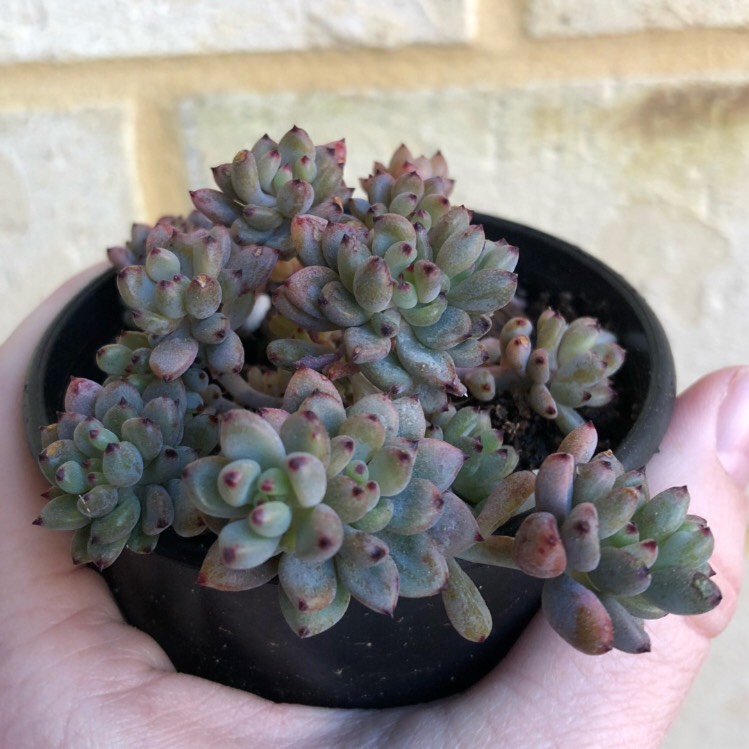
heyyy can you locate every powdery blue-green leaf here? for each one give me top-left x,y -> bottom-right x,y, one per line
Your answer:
89,493 -> 141,545
141,484 -> 175,535
367,443 -> 416,497
218,519 -> 280,570
278,554 -> 337,613
338,527 -> 389,567
387,478 -> 444,535
285,452 -> 328,507
295,504 -> 344,563
323,475 -> 380,524
598,594 -> 651,654
34,493 -> 89,531
632,486 -> 690,541
336,554 -> 399,616
197,538 -> 279,591
279,579 -> 351,638
587,542 -> 657,597
181,455 -> 245,519
411,438 -> 464,493
380,531 -> 448,598
641,567 -> 722,615
219,410 -> 286,467
350,497 -> 394,533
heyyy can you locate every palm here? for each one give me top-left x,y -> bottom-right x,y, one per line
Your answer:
2,268 -> 746,749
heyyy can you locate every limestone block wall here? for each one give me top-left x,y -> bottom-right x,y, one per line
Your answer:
1,1 -> 747,744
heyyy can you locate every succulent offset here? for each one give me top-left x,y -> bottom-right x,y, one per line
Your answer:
33,125 -> 721,651
459,422 -> 721,654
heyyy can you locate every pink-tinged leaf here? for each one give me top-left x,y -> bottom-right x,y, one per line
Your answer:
512,512 -> 567,579
457,535 -> 518,568
542,573 -> 614,655
150,337 -> 199,382
535,452 -> 575,522
428,490 -> 482,557
557,421 -> 598,465
560,502 -> 600,572
197,539 -> 278,591
476,470 -> 536,536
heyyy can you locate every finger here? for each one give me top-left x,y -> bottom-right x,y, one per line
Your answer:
442,368 -> 749,749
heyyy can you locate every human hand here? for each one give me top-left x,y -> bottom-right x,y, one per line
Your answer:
1,267 -> 747,749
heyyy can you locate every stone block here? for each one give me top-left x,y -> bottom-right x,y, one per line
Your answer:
482,77 -> 749,387
527,0 -> 749,37
0,107 -> 140,343
0,0 -> 476,64
179,79 -> 749,386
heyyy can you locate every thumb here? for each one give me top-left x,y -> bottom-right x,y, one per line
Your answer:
647,366 -> 749,638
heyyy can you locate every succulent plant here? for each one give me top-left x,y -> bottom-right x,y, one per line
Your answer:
462,310 -> 625,433
33,127 -> 721,653
180,368 -> 490,638
191,126 -> 352,257
271,202 -> 519,413
109,216 -> 279,383
459,422 -> 720,654
35,375 -> 216,568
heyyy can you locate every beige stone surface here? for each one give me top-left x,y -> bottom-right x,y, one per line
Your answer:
527,0 -> 749,38
179,78 -> 749,388
0,0 -> 476,64
0,107 -> 140,341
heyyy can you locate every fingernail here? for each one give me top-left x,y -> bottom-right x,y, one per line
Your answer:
717,366 -> 749,488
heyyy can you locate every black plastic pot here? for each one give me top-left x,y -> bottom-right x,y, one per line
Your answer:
23,215 -> 675,709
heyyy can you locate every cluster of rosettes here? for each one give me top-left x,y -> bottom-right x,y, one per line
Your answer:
35,377 -> 219,568
430,406 -> 520,504
348,144 -> 454,228
32,127 -> 723,653
461,423 -> 721,654
190,126 -> 352,256
181,368 -> 490,639
110,218 -> 278,381
271,205 -> 519,414
463,311 -> 625,433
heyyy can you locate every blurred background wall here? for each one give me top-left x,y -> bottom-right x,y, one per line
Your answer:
1,1 -> 746,744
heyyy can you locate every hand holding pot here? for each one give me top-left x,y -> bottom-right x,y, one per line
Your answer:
1,267 -> 747,749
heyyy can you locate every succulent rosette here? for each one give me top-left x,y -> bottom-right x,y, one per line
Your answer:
191,126 -> 353,256
109,217 -> 278,381
463,310 -> 626,433
35,376 -> 218,568
460,423 -> 720,654
31,127 -> 722,656
271,204 -> 519,413
181,368 -> 491,639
